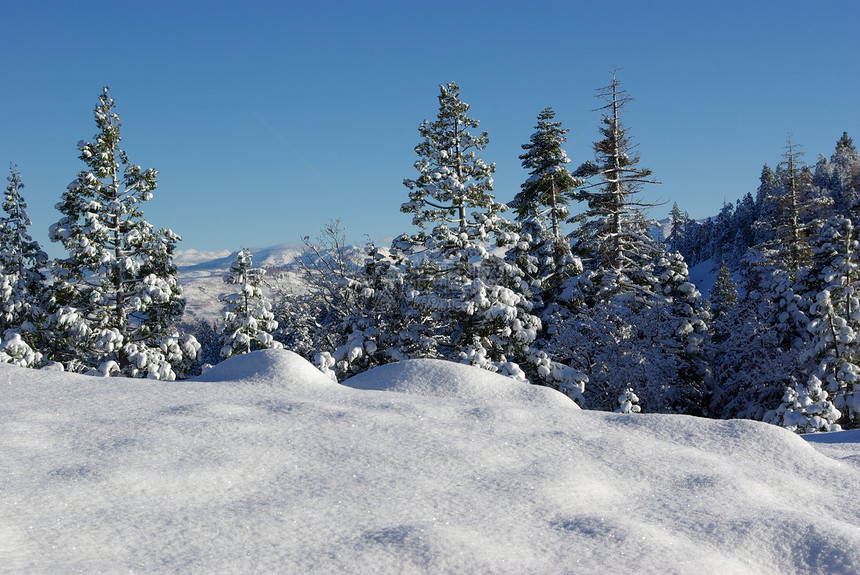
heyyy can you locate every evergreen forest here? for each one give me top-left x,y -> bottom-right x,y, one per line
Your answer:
3,80 -> 859,434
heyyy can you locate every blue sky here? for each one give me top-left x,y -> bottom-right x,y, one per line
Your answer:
2,0 -> 858,259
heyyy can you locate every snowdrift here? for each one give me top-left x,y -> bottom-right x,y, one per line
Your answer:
342,357 -> 576,409
2,350 -> 859,574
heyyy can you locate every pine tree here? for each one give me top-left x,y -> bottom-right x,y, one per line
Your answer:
813,132 -> 860,214
667,202 -> 686,247
509,108 -> 583,320
712,256 -> 809,421
48,87 -> 199,378
649,251 -> 711,414
779,215 -> 860,431
570,71 -> 661,291
0,165 -> 49,366
710,202 -> 736,266
731,192 -> 758,264
552,73 -> 715,414
393,82 -> 542,379
710,261 -> 738,321
218,249 -> 282,359
757,137 -> 823,272
512,107 -> 582,240
754,164 -> 779,246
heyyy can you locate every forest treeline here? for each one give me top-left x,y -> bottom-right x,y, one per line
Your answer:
2,80 -> 858,433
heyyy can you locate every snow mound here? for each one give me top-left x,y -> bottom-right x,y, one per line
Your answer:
2,357 -> 859,573
343,358 -> 576,408
194,348 -> 334,387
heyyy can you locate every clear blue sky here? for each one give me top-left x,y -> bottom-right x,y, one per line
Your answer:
3,0 -> 858,259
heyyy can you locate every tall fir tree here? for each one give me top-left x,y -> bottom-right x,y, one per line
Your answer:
779,215 -> 860,431
712,252 -> 809,422
48,87 -> 199,378
667,202 -> 686,247
813,132 -> 860,215
512,107 -> 582,238
710,261 -> 738,321
757,137 -> 823,273
549,73 -> 709,413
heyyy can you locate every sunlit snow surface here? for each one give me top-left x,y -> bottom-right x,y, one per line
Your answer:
2,350 -> 859,574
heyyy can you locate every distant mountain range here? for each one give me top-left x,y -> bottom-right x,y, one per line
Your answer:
175,243 -> 309,271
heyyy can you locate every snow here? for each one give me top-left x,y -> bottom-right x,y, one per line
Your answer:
172,248 -> 233,267
688,258 -> 720,298
343,358 -> 575,409
2,350 -> 860,573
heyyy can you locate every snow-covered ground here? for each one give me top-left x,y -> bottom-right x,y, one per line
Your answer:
2,350 -> 859,574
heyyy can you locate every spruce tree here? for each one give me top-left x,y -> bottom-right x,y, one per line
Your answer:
667,202 -> 686,247
710,202 -> 736,267
512,107 -> 582,239
813,132 -> 860,214
48,87 -> 199,378
779,215 -> 860,431
713,256 -> 809,421
710,261 -> 738,321
649,251 -> 711,414
551,73 -> 714,414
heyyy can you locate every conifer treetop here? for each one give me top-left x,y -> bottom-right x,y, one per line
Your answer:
512,107 -> 583,232
401,82 -> 501,233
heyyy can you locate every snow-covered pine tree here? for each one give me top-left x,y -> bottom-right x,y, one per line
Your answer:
568,71 -> 662,294
753,164 -> 779,247
509,108 -> 583,318
709,202 -> 736,268
218,249 -> 282,359
648,251 -> 711,414
550,72 -> 675,411
710,261 -> 738,322
48,87 -> 199,378
779,214 -> 860,431
813,132 -> 860,215
730,192 -> 758,264
756,137 -> 826,273
393,82 -> 542,379
711,250 -> 809,421
667,202 -> 687,248
512,107 -> 582,232
0,164 -> 49,366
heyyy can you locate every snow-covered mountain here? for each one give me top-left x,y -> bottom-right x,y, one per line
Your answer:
2,350 -> 859,573
175,243 -> 308,271
176,243 -> 317,325
175,242 -> 374,325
